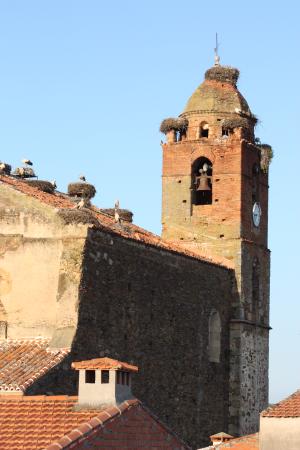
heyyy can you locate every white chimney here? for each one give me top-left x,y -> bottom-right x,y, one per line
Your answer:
72,357 -> 138,409
210,432 -> 234,447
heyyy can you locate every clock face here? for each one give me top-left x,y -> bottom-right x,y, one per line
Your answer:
252,202 -> 262,227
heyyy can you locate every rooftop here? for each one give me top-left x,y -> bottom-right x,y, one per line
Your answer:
0,339 -> 68,394
0,395 -> 188,450
201,433 -> 258,449
72,357 -> 138,372
0,395 -> 95,449
261,390 -> 300,418
182,65 -> 252,117
0,174 -> 234,269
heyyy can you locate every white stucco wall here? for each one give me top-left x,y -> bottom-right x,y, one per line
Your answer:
78,369 -> 117,407
77,369 -> 133,407
260,417 -> 300,450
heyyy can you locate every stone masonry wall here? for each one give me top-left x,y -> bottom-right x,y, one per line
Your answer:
68,228 -> 236,449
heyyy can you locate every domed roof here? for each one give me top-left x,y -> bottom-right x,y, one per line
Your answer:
182,65 -> 252,116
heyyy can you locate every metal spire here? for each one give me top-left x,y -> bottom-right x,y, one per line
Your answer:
214,33 -> 220,66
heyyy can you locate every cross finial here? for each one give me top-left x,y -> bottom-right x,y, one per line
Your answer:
214,33 -> 220,66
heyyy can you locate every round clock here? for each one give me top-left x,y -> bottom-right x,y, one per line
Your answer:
252,202 -> 262,227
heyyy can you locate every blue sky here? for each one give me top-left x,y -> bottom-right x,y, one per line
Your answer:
0,1 -> 299,403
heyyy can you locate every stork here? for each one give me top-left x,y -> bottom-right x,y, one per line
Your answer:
22,159 -> 33,166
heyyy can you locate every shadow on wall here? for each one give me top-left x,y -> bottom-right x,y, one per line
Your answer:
28,226 -> 239,449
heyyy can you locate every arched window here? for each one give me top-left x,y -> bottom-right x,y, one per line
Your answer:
192,157 -> 213,205
252,164 -> 260,203
199,122 -> 209,138
208,310 -> 221,363
252,258 -> 260,322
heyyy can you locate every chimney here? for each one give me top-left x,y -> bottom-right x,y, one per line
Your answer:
72,357 -> 138,408
209,432 -> 234,447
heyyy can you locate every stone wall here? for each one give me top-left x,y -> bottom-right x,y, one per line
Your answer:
69,228 -> 236,449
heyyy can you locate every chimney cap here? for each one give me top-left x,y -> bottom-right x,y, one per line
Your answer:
72,357 -> 138,373
210,432 -> 234,439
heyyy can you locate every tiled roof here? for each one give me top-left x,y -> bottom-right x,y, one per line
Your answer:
0,395 -> 103,449
205,433 -> 258,449
0,174 -> 233,269
72,357 -> 138,372
261,389 -> 300,418
0,395 -> 189,450
0,339 -> 69,393
46,400 -> 188,450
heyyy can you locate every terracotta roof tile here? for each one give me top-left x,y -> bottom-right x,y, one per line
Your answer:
0,339 -> 69,393
0,395 -> 100,449
71,357 -> 138,372
261,389 -> 300,417
46,400 -> 189,450
0,394 -> 189,450
208,433 -> 258,449
0,174 -> 233,269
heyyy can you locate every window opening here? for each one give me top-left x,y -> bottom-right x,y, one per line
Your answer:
101,370 -> 110,384
192,157 -> 213,205
222,127 -> 231,137
208,310 -> 221,363
200,122 -> 209,138
85,370 -> 96,384
117,371 -> 121,384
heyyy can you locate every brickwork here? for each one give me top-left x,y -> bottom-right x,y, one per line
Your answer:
161,65 -> 271,437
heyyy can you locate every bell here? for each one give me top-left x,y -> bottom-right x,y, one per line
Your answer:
196,175 -> 211,191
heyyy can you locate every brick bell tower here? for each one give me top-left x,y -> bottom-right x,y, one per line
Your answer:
160,61 -> 272,436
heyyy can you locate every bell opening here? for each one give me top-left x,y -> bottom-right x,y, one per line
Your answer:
192,157 -> 213,205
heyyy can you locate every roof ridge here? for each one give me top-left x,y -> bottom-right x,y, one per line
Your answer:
1,174 -> 233,270
44,399 -> 140,450
261,389 -> 300,417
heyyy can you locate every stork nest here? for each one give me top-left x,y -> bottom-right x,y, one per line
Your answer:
160,117 -> 188,134
25,180 -> 55,194
57,208 -> 99,226
12,167 -> 36,178
0,163 -> 12,175
259,144 -> 273,173
222,117 -> 251,130
101,208 -> 133,223
205,66 -> 240,86
68,182 -> 96,199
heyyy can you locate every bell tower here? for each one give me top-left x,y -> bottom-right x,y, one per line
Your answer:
161,63 -> 271,436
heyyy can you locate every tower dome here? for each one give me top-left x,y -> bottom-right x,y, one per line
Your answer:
182,65 -> 253,118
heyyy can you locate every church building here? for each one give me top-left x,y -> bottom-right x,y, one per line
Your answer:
0,59 -> 271,449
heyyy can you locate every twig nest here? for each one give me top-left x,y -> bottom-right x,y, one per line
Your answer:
101,208 -> 133,223
12,167 -> 36,178
160,117 -> 188,134
68,182 -> 96,199
222,117 -> 251,130
205,66 -> 240,86
259,144 -> 273,173
57,208 -> 99,226
0,163 -> 12,175
25,180 -> 55,194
